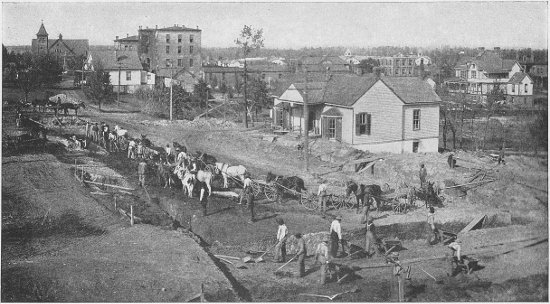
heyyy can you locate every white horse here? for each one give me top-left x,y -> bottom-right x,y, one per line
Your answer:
215,162 -> 247,188
181,172 -> 195,197
114,125 -> 128,138
187,170 -> 213,198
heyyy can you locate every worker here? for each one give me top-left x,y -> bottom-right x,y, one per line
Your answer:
295,233 -> 307,278
165,144 -> 172,164
419,164 -> 427,188
199,182 -> 209,216
447,153 -> 456,168
138,160 -> 147,187
447,238 -> 462,276
92,122 -> 99,142
315,235 -> 331,285
248,180 -> 255,223
427,206 -> 440,245
318,179 -> 328,217
274,218 -> 288,263
136,140 -> 144,159
85,121 -> 90,139
239,173 -> 252,205
329,215 -> 348,258
127,138 -> 136,159
103,124 -> 110,150
498,147 -> 506,165
362,215 -> 376,258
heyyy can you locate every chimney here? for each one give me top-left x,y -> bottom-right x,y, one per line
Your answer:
116,35 -> 119,40
127,33 -> 129,38
155,25 -> 158,29
196,26 -> 199,29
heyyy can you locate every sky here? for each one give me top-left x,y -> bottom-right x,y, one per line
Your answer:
2,1 -> 548,49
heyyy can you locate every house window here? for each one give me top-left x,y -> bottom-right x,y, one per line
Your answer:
165,59 -> 171,67
413,109 -> 421,130
190,35 -> 194,43
126,71 -> 131,81
189,46 -> 193,54
356,113 -> 371,135
328,118 -> 336,139
178,46 -> 182,54
147,74 -> 151,81
512,85 -> 515,93
471,71 -> 476,79
189,58 -> 194,67
177,59 -> 183,67
166,46 -> 170,54
412,141 -> 419,153
178,34 -> 182,43
166,34 -> 170,43
525,83 -> 528,93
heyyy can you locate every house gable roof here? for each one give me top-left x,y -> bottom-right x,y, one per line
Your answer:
322,107 -> 343,116
380,77 -> 442,104
508,72 -> 532,84
322,74 -> 378,107
49,38 -> 89,56
91,50 -> 143,70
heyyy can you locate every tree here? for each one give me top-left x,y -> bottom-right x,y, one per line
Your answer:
247,78 -> 270,121
193,78 -> 211,117
482,86 -> 505,149
87,68 -> 113,111
235,25 -> 264,128
33,54 -> 63,86
529,109 -> 548,154
357,58 -> 379,74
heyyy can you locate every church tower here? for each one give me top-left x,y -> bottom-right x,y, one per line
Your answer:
36,22 -> 49,55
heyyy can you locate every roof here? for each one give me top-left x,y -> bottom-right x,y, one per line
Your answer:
381,77 -> 442,104
156,67 -> 198,79
91,50 -> 143,70
508,72 -> 531,84
291,82 -> 327,104
322,74 -> 378,107
461,51 -> 518,74
58,39 -> 89,56
158,25 -> 201,32
300,55 -> 348,66
37,23 -> 48,36
322,107 -> 343,116
115,35 -> 139,42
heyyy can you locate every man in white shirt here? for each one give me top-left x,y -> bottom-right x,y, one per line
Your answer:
330,215 -> 348,258
448,238 -> 462,276
274,218 -> 288,262
239,174 -> 252,205
318,180 -> 328,217
127,139 -> 136,159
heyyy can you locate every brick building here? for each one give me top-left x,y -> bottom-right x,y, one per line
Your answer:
137,24 -> 202,77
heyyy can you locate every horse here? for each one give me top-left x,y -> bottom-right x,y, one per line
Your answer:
194,151 -> 217,167
157,162 -> 175,189
59,102 -> 86,116
266,172 -> 306,203
345,181 -> 383,213
140,134 -> 152,147
191,170 -> 213,197
173,141 -> 187,153
415,181 -> 440,208
215,162 -> 247,188
114,125 -> 128,140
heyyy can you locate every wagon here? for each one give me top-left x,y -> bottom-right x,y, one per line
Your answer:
299,192 -> 356,211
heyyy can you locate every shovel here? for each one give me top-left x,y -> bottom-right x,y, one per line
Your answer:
255,242 -> 280,263
274,254 -> 298,273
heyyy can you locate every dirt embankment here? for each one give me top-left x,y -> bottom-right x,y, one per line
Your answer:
1,153 -> 236,302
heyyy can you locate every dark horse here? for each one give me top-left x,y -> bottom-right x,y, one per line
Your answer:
156,161 -> 175,188
194,151 -> 217,170
266,172 -> 307,203
415,181 -> 440,208
345,180 -> 383,213
59,102 -> 86,116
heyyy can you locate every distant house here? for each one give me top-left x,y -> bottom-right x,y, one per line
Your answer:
273,74 -> 441,153
87,50 -> 154,93
445,50 -> 533,100
296,55 -> 351,73
157,67 -> 199,92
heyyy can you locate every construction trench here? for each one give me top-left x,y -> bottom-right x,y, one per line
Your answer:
6,110 -> 546,302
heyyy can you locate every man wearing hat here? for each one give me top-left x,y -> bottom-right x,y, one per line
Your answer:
419,163 -> 427,188
274,218 -> 288,263
239,172 -> 252,205
315,234 -> 331,285
329,215 -> 348,258
295,233 -> 307,278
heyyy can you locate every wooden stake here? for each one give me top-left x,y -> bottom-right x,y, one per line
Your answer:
114,196 -> 117,211
130,205 -> 134,226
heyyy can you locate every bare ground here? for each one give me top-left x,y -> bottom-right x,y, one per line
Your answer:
2,90 -> 548,301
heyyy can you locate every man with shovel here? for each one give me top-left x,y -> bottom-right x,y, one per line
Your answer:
315,235 -> 331,285
274,218 -> 288,263
295,233 -> 307,278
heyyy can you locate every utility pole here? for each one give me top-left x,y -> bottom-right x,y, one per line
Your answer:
117,64 -> 121,105
243,58 -> 249,128
303,67 -> 309,172
81,58 -> 85,91
170,61 -> 173,121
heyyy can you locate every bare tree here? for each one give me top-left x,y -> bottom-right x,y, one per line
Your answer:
235,25 -> 264,128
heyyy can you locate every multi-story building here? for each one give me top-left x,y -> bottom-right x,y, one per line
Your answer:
445,50 -> 533,102
31,22 -> 89,69
137,24 -> 202,78
379,55 -> 425,77
114,34 -> 139,52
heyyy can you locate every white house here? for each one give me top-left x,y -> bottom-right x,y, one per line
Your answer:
87,50 -> 154,93
446,51 -> 533,97
273,74 -> 441,153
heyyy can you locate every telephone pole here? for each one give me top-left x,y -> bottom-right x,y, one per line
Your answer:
169,62 -> 173,121
303,67 -> 309,172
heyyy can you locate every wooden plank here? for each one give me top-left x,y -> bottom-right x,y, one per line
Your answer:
346,157 -> 382,165
357,161 -> 376,174
82,180 -> 136,191
459,214 -> 486,234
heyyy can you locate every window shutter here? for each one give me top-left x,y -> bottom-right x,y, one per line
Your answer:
367,114 -> 371,135
273,109 -> 279,126
336,118 -> 342,142
322,117 -> 329,139
355,113 -> 361,135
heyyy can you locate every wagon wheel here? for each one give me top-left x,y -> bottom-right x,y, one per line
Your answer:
264,185 -> 278,201
393,202 -> 402,214
301,193 -> 319,211
329,195 -> 344,210
340,195 -> 355,210
251,183 -> 263,199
